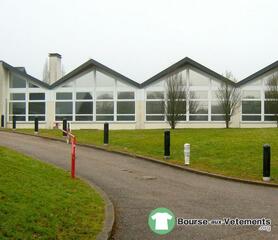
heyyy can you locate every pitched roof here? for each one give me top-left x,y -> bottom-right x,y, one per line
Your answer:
0,61 -> 50,88
141,57 -> 236,87
3,57 -> 277,89
1,58 -> 140,89
237,60 -> 278,86
50,59 -> 140,89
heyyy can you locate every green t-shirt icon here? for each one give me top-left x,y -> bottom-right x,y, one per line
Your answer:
148,207 -> 175,235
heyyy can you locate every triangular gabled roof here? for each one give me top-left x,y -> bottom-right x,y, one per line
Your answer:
50,59 -> 140,89
237,60 -> 278,86
4,56 -> 277,90
1,58 -> 140,89
0,61 -> 50,89
140,57 -> 236,88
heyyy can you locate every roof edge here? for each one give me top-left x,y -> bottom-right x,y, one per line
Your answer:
236,60 -> 278,86
50,58 -> 141,89
140,57 -> 236,88
1,61 -> 50,89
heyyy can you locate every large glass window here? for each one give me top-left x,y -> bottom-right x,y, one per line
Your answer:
146,101 -> 165,114
56,102 -> 73,114
189,70 -> 209,86
76,92 -> 93,100
75,71 -> 94,88
10,73 -> 26,88
146,91 -> 165,121
95,89 -> 114,121
29,93 -> 45,100
96,70 -> 115,87
10,93 -> 25,101
76,102 -> 93,114
56,92 -> 72,100
96,101 -> 114,121
241,89 -> 261,121
55,92 -> 73,121
242,90 -> 261,99
9,92 -> 26,121
189,90 -> 208,121
211,91 -> 225,121
96,102 -> 113,114
189,91 -> 208,99
97,91 -> 113,99
117,91 -> 135,121
211,101 -> 222,114
118,92 -> 134,99
8,77 -> 46,122
28,93 -> 46,121
75,92 -> 93,121
147,91 -> 164,99
9,102 -> 26,121
242,101 -> 261,114
264,89 -> 278,122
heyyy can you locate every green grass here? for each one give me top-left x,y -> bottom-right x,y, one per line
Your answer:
0,146 -> 105,240
5,128 -> 278,183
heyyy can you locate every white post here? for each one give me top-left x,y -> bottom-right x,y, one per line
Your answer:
184,143 -> 190,165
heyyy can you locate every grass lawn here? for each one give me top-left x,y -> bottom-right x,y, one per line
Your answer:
5,128 -> 278,184
0,146 -> 104,240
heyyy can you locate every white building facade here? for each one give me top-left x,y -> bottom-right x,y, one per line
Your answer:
0,54 -> 277,129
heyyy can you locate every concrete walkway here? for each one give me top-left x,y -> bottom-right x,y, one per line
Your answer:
0,131 -> 277,240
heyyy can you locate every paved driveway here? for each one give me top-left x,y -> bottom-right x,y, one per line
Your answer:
0,131 -> 277,240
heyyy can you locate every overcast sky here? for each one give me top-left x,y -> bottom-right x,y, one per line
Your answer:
0,0 -> 277,83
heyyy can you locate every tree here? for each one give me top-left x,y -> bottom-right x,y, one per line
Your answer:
266,74 -> 278,127
216,71 -> 241,128
165,73 -> 187,129
42,59 -> 49,83
62,64 -> 66,77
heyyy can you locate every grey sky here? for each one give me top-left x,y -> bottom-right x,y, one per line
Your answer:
0,0 -> 277,83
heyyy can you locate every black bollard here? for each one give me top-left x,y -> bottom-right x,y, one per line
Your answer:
263,144 -> 271,181
12,115 -> 16,130
34,117 -> 39,134
164,130 -> 170,159
62,119 -> 67,136
1,114 -> 4,128
104,122 -> 109,145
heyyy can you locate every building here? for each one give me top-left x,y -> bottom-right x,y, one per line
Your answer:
0,53 -> 277,129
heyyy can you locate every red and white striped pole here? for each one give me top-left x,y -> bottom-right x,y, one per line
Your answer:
71,136 -> 76,179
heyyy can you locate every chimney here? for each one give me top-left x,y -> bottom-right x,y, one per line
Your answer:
48,53 -> 62,84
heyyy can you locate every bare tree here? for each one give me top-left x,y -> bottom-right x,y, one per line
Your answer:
216,72 -> 241,128
42,59 -> 49,83
62,64 -> 66,77
188,92 -> 200,117
165,74 -> 187,129
266,74 -> 278,127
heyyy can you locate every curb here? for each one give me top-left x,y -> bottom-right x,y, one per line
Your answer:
1,129 -> 278,188
79,177 -> 115,240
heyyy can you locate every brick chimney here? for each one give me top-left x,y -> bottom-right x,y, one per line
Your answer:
48,53 -> 62,84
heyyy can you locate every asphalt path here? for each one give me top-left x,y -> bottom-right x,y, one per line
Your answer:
0,131 -> 277,240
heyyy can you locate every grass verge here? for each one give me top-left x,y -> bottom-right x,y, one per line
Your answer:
4,128 -> 278,184
0,146 -> 104,240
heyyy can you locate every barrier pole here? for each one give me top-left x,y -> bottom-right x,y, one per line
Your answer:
164,130 -> 170,159
71,136 -> 76,179
263,144 -> 271,181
